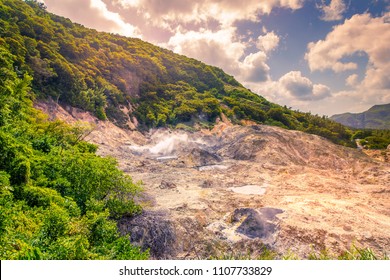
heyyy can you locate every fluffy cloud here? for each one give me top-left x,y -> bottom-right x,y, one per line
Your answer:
166,28 -> 271,83
346,74 -> 359,87
253,80 -> 363,116
279,71 -> 313,99
247,71 -> 331,112
113,0 -> 304,29
44,0 -> 141,37
242,51 -> 270,82
279,71 -> 331,101
317,0 -> 347,21
166,28 -> 244,75
306,12 -> 390,92
305,12 -> 390,115
256,31 -> 280,53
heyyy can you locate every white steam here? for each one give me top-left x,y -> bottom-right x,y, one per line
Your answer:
149,133 -> 189,155
129,130 -> 207,156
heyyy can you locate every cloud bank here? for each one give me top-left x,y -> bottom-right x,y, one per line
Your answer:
306,12 -> 390,107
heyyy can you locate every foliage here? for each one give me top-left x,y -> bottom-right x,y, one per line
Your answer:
0,0 -> 357,147
352,129 -> 390,149
208,245 -> 277,260
209,244 -> 388,260
0,44 -> 148,260
307,245 -> 389,260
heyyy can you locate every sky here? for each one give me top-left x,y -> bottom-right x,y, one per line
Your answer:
41,0 -> 390,116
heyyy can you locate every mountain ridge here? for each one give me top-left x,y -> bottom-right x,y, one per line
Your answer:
331,103 -> 390,129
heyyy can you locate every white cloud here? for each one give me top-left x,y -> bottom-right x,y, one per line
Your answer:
244,73 -> 334,116
312,84 -> 332,100
166,28 -> 244,76
44,0 -> 141,37
90,0 -> 141,37
114,0 -> 304,28
304,11 -> 390,114
317,0 -> 347,21
278,71 -> 331,101
279,71 -> 313,99
246,71 -> 331,112
306,12 -> 390,93
256,0 -> 305,14
256,31 -> 280,53
242,51 -> 270,82
166,28 -> 271,83
346,74 -> 359,87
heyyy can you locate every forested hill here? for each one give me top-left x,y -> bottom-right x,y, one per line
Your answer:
331,104 -> 390,130
0,0 -> 356,147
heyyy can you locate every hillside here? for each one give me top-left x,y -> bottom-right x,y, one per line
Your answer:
331,104 -> 390,129
0,0 -> 356,147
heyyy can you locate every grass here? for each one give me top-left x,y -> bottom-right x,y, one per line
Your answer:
208,246 -> 278,260
210,245 -> 389,260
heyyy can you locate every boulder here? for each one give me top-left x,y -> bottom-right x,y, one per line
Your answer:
231,208 -> 283,241
118,211 -> 176,259
159,180 -> 177,189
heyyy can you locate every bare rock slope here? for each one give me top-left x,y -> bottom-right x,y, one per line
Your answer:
38,101 -> 390,259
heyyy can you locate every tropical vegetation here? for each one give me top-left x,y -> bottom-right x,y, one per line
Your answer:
0,41 -> 147,259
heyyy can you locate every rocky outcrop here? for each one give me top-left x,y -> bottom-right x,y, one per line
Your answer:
118,211 -> 176,259
232,208 -> 283,241
159,180 -> 177,189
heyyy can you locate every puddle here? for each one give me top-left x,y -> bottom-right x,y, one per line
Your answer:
156,156 -> 178,161
198,165 -> 229,171
229,184 -> 268,195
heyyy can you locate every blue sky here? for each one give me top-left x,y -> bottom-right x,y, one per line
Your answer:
43,0 -> 390,116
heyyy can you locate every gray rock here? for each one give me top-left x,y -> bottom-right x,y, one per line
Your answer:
159,180 -> 177,189
231,208 -> 283,240
118,211 -> 176,259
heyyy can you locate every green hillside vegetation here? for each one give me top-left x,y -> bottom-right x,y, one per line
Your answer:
352,129 -> 390,150
331,104 -> 390,130
0,44 -> 148,259
0,0 -> 357,147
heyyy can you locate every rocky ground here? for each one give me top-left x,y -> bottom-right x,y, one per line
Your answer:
37,101 -> 390,259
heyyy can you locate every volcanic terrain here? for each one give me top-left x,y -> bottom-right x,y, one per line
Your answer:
37,101 -> 390,259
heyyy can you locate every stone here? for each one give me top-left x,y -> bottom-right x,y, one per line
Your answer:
159,180 -> 177,189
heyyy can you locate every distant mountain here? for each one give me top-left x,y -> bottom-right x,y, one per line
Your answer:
330,104 -> 390,129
